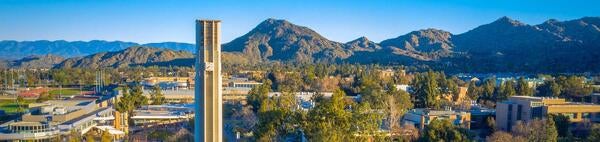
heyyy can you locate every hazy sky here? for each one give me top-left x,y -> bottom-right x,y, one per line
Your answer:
1,0 -> 599,43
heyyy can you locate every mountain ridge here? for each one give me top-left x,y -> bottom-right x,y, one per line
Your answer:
2,16 -> 600,72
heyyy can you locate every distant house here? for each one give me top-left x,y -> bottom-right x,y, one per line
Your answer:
378,69 -> 395,79
470,77 -> 480,82
395,84 -> 412,93
440,87 -> 469,103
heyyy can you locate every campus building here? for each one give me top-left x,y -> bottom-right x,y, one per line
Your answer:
142,77 -> 193,90
0,98 -> 128,141
496,96 -> 600,131
131,104 -> 194,127
402,108 -> 471,130
227,77 -> 262,89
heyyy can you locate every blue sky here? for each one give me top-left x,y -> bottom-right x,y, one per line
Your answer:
1,0 -> 599,43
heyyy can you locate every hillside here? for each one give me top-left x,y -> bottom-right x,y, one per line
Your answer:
56,46 -> 193,68
222,18 -> 352,63
10,54 -> 65,69
449,16 -> 600,72
379,29 -> 455,61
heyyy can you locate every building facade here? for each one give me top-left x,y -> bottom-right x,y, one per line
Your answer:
496,96 -> 600,131
0,99 -> 127,141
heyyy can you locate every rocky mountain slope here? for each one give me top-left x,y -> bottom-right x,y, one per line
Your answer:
222,18 -> 351,63
10,54 -> 65,69
56,46 -> 193,68
0,40 -> 195,60
449,16 -> 600,72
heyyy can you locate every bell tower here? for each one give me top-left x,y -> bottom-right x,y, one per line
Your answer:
195,19 -> 223,142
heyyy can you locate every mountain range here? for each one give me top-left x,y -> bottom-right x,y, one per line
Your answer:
1,16 -> 600,73
0,40 -> 195,60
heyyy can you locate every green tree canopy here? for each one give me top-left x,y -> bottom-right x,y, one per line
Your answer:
497,80 -> 516,101
303,89 -> 351,141
423,119 -> 470,142
412,70 -> 441,109
516,77 -> 533,96
149,85 -> 166,105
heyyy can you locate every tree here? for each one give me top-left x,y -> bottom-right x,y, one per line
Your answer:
149,85 -> 166,105
480,78 -> 496,107
558,76 -> 592,102
467,81 -> 481,100
359,73 -> 386,109
542,118 -> 559,142
115,87 -> 133,113
247,81 -> 271,113
231,104 -> 257,134
130,85 -> 148,107
101,130 -> 112,142
516,77 -> 533,96
550,114 -> 570,137
68,130 -> 82,142
397,124 -> 420,142
386,86 -> 413,139
351,102 -> 383,141
412,70 -> 441,109
486,131 -> 526,142
36,92 -> 52,103
486,116 -> 497,135
588,124 -> 600,142
303,89 -> 351,141
252,85 -> 300,141
423,119 -> 470,142
86,131 -> 96,142
511,119 -> 558,142
438,73 -> 459,101
537,80 -> 561,97
16,95 -> 25,114
497,80 -> 516,101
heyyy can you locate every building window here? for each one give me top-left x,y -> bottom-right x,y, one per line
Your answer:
583,113 -> 591,119
507,105 -> 513,130
517,105 -> 522,120
564,113 -> 575,119
531,107 -> 543,119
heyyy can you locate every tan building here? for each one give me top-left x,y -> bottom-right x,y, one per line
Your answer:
496,96 -> 600,131
441,87 -> 469,103
378,69 -> 395,79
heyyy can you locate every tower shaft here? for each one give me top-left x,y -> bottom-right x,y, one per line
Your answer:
195,20 -> 223,142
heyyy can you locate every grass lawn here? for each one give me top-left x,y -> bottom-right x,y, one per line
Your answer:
48,88 -> 82,96
0,99 -> 33,114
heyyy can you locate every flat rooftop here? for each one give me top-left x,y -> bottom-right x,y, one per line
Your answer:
61,107 -> 110,125
409,108 -> 468,116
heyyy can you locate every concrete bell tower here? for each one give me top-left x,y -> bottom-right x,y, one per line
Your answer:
195,19 -> 223,142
